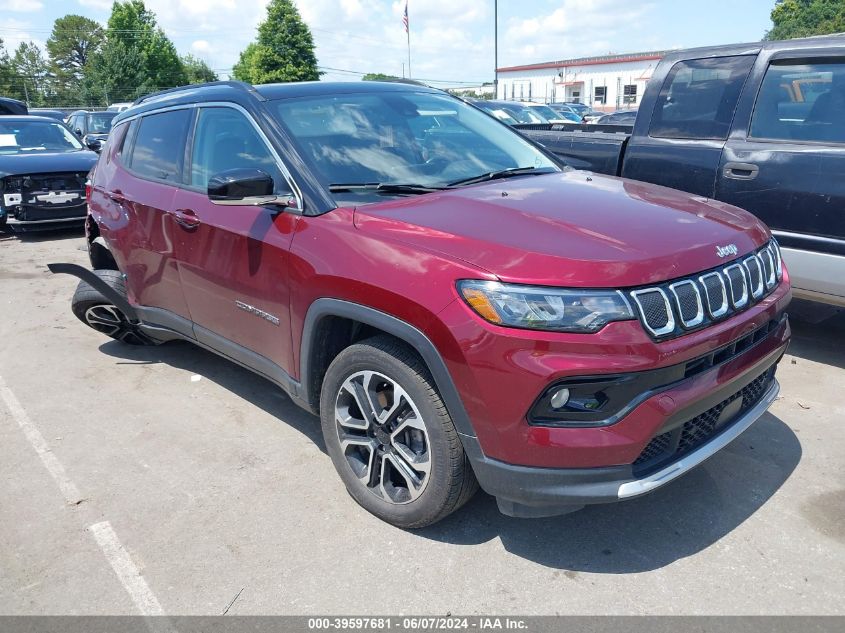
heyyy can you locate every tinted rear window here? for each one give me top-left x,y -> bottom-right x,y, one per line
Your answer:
750,60 -> 845,143
649,55 -> 755,140
128,109 -> 191,182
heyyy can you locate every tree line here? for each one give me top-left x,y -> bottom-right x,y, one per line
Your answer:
0,0 -> 320,109
0,1 -> 218,108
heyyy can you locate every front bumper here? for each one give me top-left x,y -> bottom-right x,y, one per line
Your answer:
460,315 -> 788,517
466,376 -> 780,517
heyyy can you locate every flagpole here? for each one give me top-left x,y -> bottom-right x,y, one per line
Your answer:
406,2 -> 412,78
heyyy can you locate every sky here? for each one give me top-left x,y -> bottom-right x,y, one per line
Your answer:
1,0 -> 777,86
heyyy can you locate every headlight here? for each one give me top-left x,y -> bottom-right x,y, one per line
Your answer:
458,280 -> 634,333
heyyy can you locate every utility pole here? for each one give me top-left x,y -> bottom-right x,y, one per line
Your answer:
493,0 -> 498,99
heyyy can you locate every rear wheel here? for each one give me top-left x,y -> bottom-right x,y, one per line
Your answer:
70,270 -> 155,346
320,336 -> 478,528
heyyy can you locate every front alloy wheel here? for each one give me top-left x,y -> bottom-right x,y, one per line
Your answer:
320,336 -> 478,528
335,370 -> 431,504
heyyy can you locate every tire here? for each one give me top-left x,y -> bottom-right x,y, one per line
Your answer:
70,269 -> 155,346
320,335 -> 478,528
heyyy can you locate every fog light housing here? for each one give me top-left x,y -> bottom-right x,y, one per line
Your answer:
550,387 -> 571,410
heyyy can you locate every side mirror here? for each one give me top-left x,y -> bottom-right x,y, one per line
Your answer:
207,168 -> 294,208
85,138 -> 102,152
75,128 -> 83,137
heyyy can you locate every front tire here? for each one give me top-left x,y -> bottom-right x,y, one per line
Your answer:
320,336 -> 478,528
70,269 -> 155,346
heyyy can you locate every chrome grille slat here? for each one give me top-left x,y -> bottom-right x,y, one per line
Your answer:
699,272 -> 729,319
628,240 -> 781,340
630,288 -> 675,337
723,264 -> 749,309
669,280 -> 704,328
744,256 -> 764,298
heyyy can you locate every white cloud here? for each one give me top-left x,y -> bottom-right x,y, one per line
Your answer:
502,0 -> 657,65
191,39 -> 212,54
7,0 -> 44,11
77,0 -> 113,10
0,17 -> 45,52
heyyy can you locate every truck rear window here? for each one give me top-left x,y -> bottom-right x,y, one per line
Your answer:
649,55 -> 755,141
750,60 -> 845,144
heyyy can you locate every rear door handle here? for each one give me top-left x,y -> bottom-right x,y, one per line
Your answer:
723,162 -> 759,180
172,208 -> 201,230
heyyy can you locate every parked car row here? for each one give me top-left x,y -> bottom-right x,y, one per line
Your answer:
470,99 -> 602,125
0,99 -> 112,231
47,78 -> 790,528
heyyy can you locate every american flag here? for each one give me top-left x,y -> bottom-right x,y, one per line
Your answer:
402,0 -> 409,33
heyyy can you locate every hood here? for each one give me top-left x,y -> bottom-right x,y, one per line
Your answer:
352,171 -> 771,288
0,150 -> 98,179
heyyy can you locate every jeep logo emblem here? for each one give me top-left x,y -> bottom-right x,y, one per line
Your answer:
716,244 -> 738,258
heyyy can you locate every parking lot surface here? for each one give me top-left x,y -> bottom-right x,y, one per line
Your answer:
1,228 -> 843,615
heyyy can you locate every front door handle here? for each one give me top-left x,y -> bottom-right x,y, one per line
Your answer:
172,208 -> 201,230
723,162 -> 760,180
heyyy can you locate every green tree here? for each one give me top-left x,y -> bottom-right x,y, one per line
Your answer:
107,0 -> 186,89
233,0 -> 319,84
362,73 -> 402,81
12,42 -> 50,106
84,38 -> 149,105
182,54 -> 218,84
46,15 -> 104,80
0,39 -> 18,99
766,0 -> 845,40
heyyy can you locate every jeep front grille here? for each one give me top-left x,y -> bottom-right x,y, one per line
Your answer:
627,240 -> 782,341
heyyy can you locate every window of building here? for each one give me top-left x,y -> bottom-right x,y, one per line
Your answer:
594,86 -> 607,105
623,84 -> 638,105
649,55 -> 755,140
128,109 -> 191,182
750,59 -> 845,144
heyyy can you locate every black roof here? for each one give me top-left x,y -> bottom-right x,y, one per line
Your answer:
0,115 -> 69,124
661,33 -> 845,64
115,80 -> 444,124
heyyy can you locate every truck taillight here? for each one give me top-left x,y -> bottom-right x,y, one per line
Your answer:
85,181 -> 92,201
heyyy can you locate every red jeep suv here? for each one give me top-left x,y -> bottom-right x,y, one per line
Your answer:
51,81 -> 791,527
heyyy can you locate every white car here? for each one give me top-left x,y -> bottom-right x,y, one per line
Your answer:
106,102 -> 133,113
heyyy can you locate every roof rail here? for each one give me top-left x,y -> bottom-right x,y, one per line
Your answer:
132,80 -> 264,106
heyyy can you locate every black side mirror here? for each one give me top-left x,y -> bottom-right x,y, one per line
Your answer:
85,138 -> 102,152
75,128 -> 83,137
207,168 -> 294,208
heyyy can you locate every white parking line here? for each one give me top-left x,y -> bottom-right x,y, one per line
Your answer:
0,374 -> 82,504
89,521 -> 165,616
0,373 -> 167,617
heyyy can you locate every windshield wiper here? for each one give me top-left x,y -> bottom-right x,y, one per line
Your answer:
328,182 -> 445,194
447,166 -> 557,188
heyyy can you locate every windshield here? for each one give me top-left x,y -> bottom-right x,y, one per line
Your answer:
528,104 -> 564,120
87,112 -> 117,134
272,91 -> 558,194
0,120 -> 84,154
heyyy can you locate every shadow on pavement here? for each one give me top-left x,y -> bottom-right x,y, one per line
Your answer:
1,225 -> 85,243
97,339 -> 326,453
417,412 -> 800,573
786,299 -> 845,371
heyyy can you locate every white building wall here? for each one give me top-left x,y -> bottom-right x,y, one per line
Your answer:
497,58 -> 663,112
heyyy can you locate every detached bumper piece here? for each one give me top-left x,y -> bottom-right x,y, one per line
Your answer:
3,172 -> 87,228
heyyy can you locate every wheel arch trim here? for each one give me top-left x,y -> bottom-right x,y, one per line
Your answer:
300,298 -> 478,439
47,263 -> 139,321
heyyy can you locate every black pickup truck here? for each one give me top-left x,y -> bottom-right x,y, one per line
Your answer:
521,35 -> 845,308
